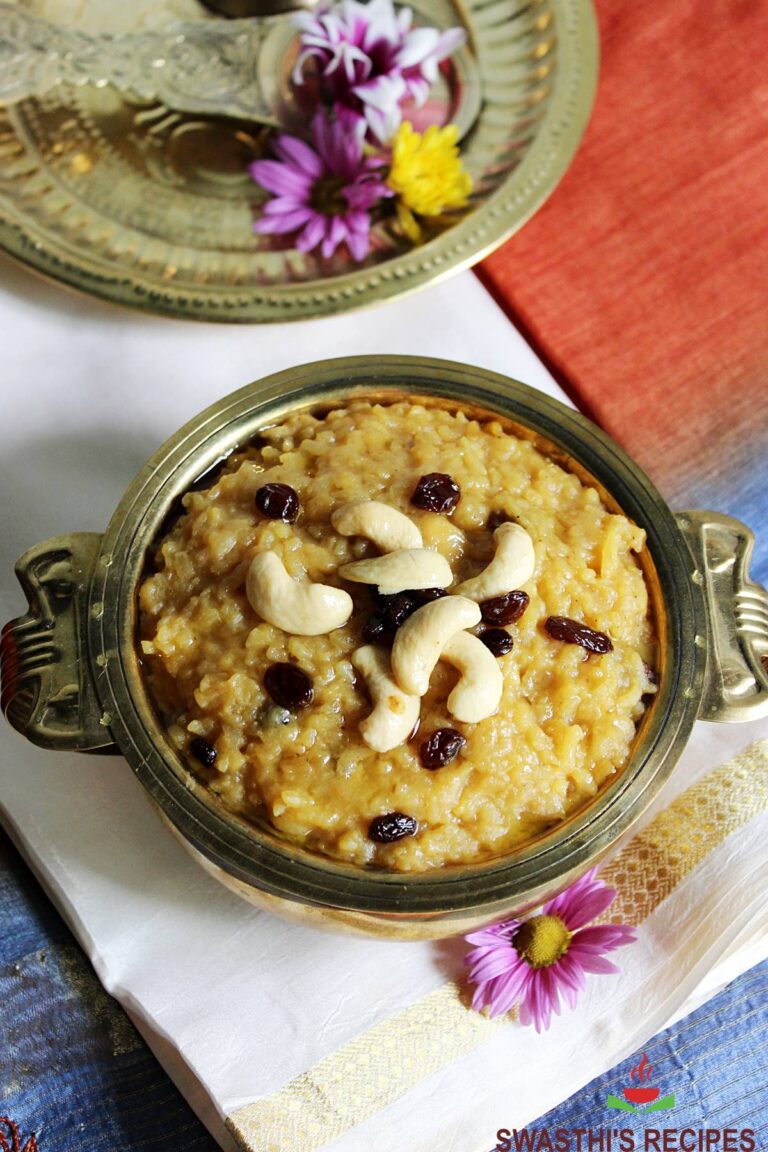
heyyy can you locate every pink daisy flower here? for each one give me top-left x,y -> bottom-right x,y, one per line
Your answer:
292,0 -> 466,142
249,110 -> 391,262
464,868 -> 636,1032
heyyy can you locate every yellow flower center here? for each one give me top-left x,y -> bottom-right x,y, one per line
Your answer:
513,915 -> 571,969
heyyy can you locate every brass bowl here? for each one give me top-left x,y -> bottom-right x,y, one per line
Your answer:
3,357 -> 767,939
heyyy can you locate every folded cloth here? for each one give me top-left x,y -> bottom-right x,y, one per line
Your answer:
3,723 -> 767,1151
2,261 -> 768,1151
479,0 -> 768,583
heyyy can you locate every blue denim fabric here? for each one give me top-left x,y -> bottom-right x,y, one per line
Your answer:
2,827 -> 767,1151
0,829 -> 219,1152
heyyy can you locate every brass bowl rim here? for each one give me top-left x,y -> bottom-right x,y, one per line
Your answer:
88,356 -> 704,913
0,0 -> 598,322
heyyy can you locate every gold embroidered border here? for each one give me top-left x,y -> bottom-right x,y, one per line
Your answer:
602,741 -> 768,923
227,739 -> 768,1152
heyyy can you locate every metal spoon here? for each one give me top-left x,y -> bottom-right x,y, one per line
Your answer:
0,3 -> 481,138
0,4 -> 293,127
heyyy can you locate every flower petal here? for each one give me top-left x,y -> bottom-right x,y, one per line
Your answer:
260,205 -> 315,232
566,946 -> 623,976
274,134 -> 325,179
540,967 -> 562,1017
254,214 -> 305,236
365,102 -> 402,144
567,884 -> 618,929
480,962 -> 531,1018
295,214 -> 327,253
520,972 -> 553,1033
249,159 -> 312,198
465,921 -> 519,948
543,867 -> 617,930
433,25 -> 468,60
353,72 -> 407,112
494,966 -> 533,1017
403,75 -> 431,107
395,25 -> 441,68
290,9 -> 320,34
346,231 -> 370,261
551,954 -> 586,1010
360,0 -> 401,48
466,949 -> 519,984
573,924 -> 636,951
310,213 -> 347,259
346,210 -> 367,236
260,196 -> 306,214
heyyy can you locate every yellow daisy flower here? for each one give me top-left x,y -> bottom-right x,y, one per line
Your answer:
386,122 -> 472,243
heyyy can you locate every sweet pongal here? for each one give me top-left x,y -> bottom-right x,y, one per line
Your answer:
139,399 -> 656,871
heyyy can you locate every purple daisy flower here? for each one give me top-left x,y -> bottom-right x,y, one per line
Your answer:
292,0 -> 466,142
465,868 -> 636,1032
249,110 -> 391,261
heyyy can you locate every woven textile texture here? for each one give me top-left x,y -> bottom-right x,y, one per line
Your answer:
0,829 -> 219,1152
479,0 -> 768,584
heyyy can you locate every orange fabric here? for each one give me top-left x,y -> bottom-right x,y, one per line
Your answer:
479,0 -> 768,524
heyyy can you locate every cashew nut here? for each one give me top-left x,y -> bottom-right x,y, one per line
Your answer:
332,500 -> 423,551
455,523 -> 535,601
338,549 -> 452,594
440,631 -> 504,722
391,595 -> 481,695
246,552 -> 353,636
351,645 -> 421,752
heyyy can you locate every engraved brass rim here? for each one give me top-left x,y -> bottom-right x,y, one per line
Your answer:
87,356 -> 705,917
0,0 -> 598,322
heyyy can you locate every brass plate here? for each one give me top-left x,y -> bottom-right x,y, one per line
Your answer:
0,0 -> 598,322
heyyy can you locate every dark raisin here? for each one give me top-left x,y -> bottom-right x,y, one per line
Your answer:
409,587 -> 449,606
487,510 -> 516,531
264,662 -> 314,708
411,472 -> 460,514
381,593 -> 419,628
480,590 -> 530,626
362,593 -> 419,646
190,737 -> 217,769
480,628 -> 514,657
255,482 -> 300,522
362,611 -> 390,645
419,728 -> 467,769
368,812 -> 419,843
643,662 -> 659,686
545,616 -> 613,654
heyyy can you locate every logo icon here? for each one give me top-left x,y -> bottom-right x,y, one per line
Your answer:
0,1117 -> 39,1152
605,1053 -> 675,1114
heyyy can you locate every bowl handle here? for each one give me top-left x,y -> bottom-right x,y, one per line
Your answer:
676,510 -> 768,722
1,534 -> 117,751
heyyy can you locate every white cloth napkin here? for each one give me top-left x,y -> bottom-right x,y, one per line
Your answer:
2,257 -> 767,1152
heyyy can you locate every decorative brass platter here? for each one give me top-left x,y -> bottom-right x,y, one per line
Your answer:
0,0 -> 598,322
